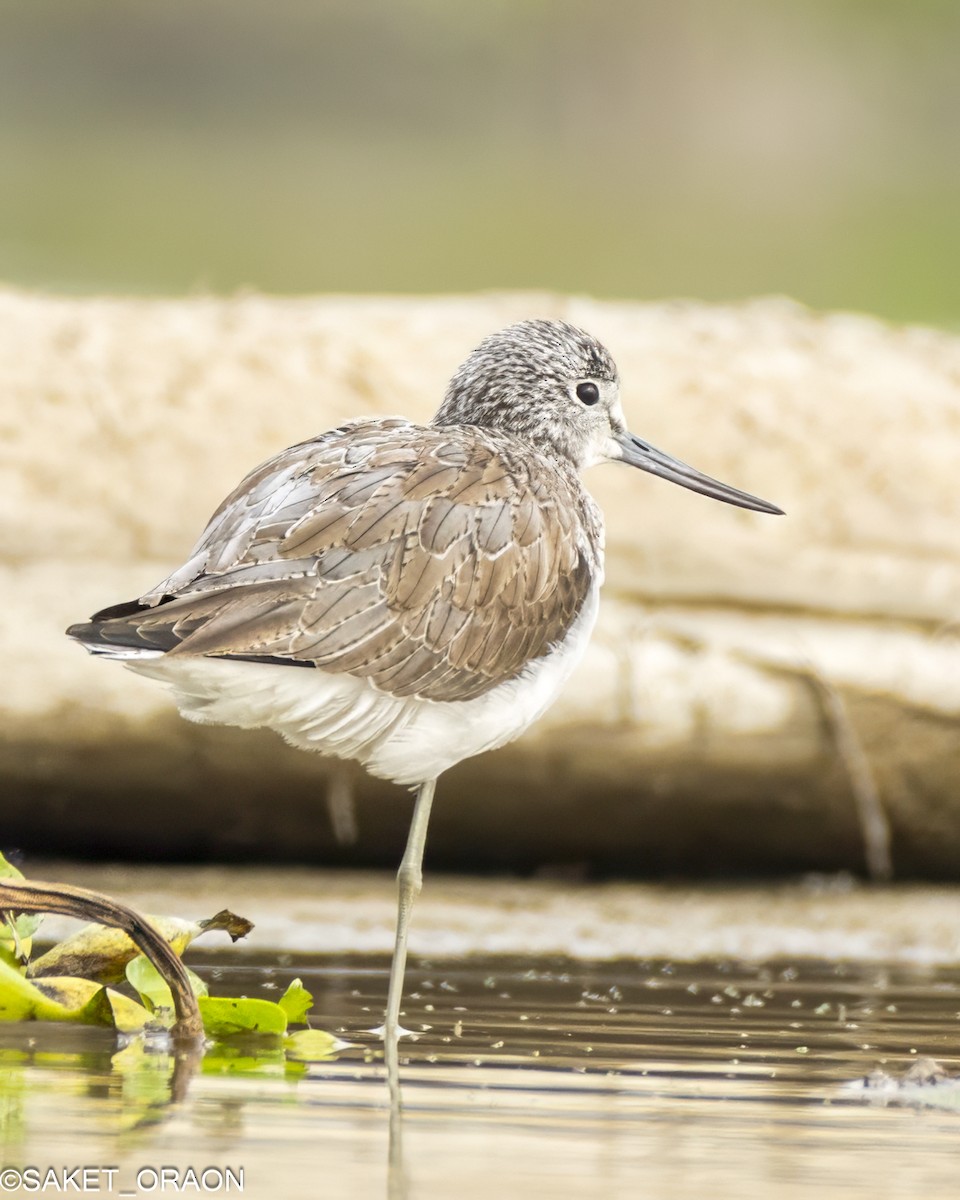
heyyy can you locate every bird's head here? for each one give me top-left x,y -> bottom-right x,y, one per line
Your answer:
433,318 -> 783,515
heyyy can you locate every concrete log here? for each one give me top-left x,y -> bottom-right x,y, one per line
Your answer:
1,289 -> 958,875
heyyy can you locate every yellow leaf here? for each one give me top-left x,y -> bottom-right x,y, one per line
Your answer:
28,910 -> 253,984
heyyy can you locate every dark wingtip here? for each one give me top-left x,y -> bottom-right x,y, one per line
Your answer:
66,599 -> 148,644
89,598 -> 154,622
65,598 -> 180,655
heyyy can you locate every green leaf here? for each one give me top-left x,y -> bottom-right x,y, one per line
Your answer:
0,964 -> 86,1022
277,978 -> 313,1025
0,959 -> 87,1022
28,975 -> 106,1018
0,853 -> 22,880
2,961 -> 156,1032
0,853 -> 43,956
283,1029 -> 339,1062
125,954 -> 208,1012
0,943 -> 23,973
198,996 -> 288,1037
0,960 -> 133,1029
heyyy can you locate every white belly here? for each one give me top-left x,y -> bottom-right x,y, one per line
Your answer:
126,583 -> 600,786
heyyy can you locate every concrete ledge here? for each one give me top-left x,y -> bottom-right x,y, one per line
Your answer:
3,290 -> 959,875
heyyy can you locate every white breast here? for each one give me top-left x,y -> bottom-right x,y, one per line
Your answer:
126,580 -> 601,786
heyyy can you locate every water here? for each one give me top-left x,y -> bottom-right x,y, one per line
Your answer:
3,955 -> 960,1199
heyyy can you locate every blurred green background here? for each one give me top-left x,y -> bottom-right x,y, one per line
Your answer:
2,0 -> 958,326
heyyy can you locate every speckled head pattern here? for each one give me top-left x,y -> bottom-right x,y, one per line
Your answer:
432,319 -> 622,468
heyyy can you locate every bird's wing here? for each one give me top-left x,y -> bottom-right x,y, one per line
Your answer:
109,418 -> 598,702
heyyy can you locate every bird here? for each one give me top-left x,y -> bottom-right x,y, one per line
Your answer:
67,318 -> 782,1099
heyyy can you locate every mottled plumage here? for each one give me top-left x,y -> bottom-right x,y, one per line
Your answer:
67,318 -> 782,1097
74,419 -> 602,705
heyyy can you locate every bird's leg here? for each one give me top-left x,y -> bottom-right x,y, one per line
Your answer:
385,777 -> 437,1197
385,776 -> 437,1107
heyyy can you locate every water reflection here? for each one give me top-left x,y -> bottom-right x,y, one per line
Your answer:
2,957 -> 960,1199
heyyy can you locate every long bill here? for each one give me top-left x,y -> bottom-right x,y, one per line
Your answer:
614,430 -> 784,515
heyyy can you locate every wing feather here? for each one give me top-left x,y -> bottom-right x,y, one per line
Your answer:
108,418 -> 601,702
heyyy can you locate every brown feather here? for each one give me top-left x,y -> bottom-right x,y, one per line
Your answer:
125,418 -> 602,702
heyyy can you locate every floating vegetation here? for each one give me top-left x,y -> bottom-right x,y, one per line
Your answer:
0,854 -> 338,1065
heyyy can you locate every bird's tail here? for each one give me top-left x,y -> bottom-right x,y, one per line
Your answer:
66,599 -> 171,661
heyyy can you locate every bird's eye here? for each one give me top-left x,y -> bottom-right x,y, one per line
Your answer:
576,381 -> 600,406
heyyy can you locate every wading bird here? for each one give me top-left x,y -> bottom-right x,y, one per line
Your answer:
68,319 -> 782,1106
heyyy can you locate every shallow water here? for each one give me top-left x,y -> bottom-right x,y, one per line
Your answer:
3,955 -> 960,1199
